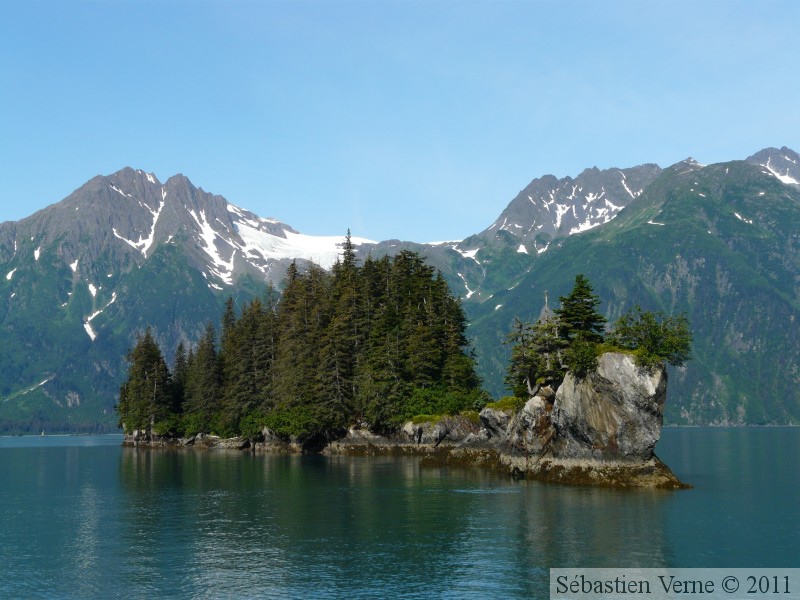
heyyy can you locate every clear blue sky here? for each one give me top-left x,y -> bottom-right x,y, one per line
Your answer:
1,0 -> 798,242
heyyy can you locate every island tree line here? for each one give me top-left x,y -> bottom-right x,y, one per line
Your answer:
118,253 -> 692,441
505,274 -> 693,399
117,236 -> 486,440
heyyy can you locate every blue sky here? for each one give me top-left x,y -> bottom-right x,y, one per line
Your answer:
1,0 -> 798,242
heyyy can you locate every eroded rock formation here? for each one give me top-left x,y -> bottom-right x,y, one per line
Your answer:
328,352 -> 685,488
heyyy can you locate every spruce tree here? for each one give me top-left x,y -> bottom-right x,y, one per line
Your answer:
121,249 -> 485,438
554,274 -> 606,343
320,231 -> 363,422
116,327 -> 173,435
182,321 -> 221,434
172,341 -> 189,411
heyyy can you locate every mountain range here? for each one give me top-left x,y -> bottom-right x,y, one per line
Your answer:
1,147 -> 799,432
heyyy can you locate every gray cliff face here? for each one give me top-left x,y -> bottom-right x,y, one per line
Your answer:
550,353 -> 666,460
467,352 -> 680,486
476,352 -> 670,466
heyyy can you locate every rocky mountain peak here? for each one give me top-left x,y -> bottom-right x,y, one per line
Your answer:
478,162 -> 662,250
746,147 -> 800,185
1,168 -> 373,293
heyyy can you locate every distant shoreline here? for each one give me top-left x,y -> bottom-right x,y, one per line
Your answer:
5,424 -> 800,438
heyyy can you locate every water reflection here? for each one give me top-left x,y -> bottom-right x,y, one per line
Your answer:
2,429 -> 797,598
118,450 -> 495,598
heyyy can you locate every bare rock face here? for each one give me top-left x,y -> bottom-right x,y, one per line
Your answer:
402,416 -> 482,446
550,352 -> 666,460
478,406 -> 513,437
466,353 -> 683,487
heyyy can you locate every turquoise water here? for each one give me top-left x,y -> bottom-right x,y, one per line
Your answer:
0,428 -> 798,598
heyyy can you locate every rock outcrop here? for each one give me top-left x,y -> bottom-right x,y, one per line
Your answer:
550,352 -> 665,460
327,353 -> 685,488
471,353 -> 682,487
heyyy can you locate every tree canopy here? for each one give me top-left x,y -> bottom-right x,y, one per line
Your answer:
505,274 -> 692,397
116,248 -> 486,439
607,305 -> 693,368
116,327 -> 174,434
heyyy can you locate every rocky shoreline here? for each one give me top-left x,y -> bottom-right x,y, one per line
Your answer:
124,352 -> 688,489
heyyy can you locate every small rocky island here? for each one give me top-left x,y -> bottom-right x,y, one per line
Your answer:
121,270 -> 691,489
125,352 -> 685,488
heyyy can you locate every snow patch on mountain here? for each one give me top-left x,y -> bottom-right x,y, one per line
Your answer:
569,220 -> 601,235
234,221 -> 371,271
110,184 -> 131,198
761,157 -> 800,185
87,292 -> 117,323
112,200 -> 165,257
456,272 -> 475,299
11,376 -> 55,400
454,247 -> 480,264
554,204 -> 570,229
227,204 -> 282,227
619,171 -> 639,199
6,268 -> 17,281
83,322 -> 96,341
188,208 -> 237,284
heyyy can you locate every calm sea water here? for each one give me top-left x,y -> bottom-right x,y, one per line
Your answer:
0,428 -> 798,599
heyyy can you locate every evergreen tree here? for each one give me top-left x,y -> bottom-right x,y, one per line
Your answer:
116,327 -> 173,435
554,274 -> 606,343
504,313 -> 566,397
120,249 -> 485,438
172,341 -> 189,410
182,321 -> 221,434
272,263 -> 334,436
256,284 -> 280,410
320,230 -> 363,423
221,296 -> 237,349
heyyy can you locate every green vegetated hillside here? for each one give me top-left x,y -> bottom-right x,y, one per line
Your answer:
467,160 -> 800,424
0,241 -> 243,433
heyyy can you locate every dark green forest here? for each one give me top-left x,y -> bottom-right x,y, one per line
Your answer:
116,237 -> 487,441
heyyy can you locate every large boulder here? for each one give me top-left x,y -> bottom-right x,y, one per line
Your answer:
550,352 -> 666,460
